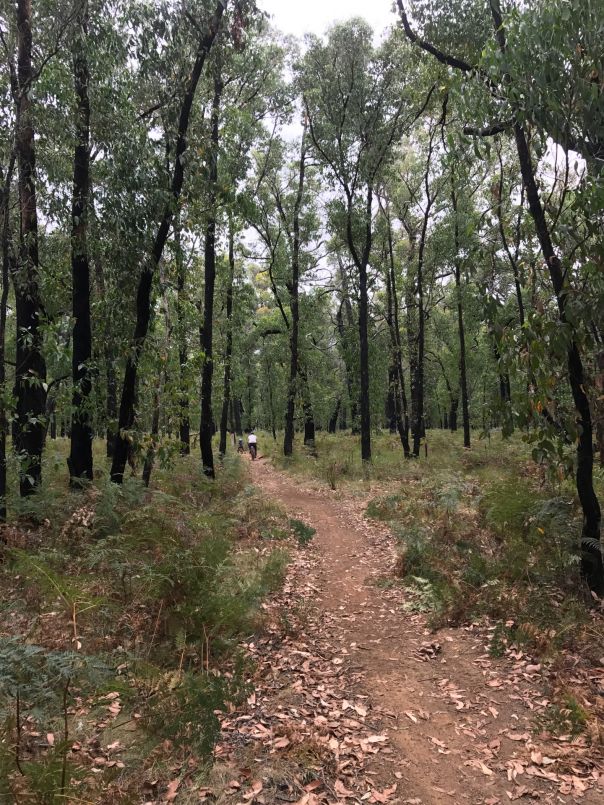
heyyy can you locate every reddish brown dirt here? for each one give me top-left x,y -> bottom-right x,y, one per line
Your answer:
246,457 -> 603,805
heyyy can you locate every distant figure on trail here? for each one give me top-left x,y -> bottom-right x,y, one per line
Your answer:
237,436 -> 244,453
247,430 -> 257,460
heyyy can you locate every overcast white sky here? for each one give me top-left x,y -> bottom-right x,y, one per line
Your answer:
259,0 -> 397,40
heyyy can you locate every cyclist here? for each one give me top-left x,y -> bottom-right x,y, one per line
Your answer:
247,430 -> 258,460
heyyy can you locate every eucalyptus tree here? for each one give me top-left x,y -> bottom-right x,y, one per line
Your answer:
247,124 -> 321,456
9,0 -> 47,495
68,0 -> 93,485
388,114 -> 445,457
376,196 -> 411,455
110,0 -> 230,484
300,20 -> 424,463
396,0 -> 604,589
196,17 -> 286,471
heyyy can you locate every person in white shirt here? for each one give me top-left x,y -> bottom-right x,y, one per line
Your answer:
247,431 -> 257,459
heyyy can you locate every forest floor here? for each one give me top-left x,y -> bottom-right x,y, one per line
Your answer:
1,435 -> 603,804
204,451 -> 604,805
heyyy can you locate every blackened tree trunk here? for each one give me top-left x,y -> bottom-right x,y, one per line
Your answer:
68,0 -> 93,485
386,369 -> 397,432
283,127 -> 307,457
111,1 -> 224,483
335,299 -> 358,433
219,221 -> 235,457
410,241 -> 425,456
299,364 -> 315,447
344,185 -> 373,462
0,152 -> 16,521
410,141 -> 436,457
199,64 -> 223,478
233,397 -> 243,435
175,218 -> 190,455
328,398 -> 341,433
449,398 -> 458,432
265,356 -> 277,441
13,0 -> 47,496
90,197 -> 117,457
451,185 -> 470,448
383,203 -> 411,457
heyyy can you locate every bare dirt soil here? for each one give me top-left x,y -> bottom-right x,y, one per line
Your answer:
212,457 -> 604,805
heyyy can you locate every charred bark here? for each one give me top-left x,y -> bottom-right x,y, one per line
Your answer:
68,0 -> 93,485
199,62 -> 223,478
0,152 -> 16,520
283,128 -> 307,457
175,217 -> 190,455
219,220 -> 235,457
13,0 -> 47,496
451,185 -> 470,448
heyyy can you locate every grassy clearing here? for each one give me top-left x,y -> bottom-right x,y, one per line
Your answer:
0,438 -> 294,803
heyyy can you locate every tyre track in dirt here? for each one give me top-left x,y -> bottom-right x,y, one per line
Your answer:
250,457 -> 602,805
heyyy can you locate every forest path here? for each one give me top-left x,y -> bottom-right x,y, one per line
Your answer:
242,455 -> 601,805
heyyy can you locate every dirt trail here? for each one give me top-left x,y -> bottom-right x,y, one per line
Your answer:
247,457 -> 602,805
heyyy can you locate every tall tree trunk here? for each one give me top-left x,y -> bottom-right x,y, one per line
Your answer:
233,397 -> 243,436
451,185 -> 471,448
283,127 -> 307,457
219,221 -> 235,457
335,300 -> 358,433
265,355 -> 277,441
345,185 -> 373,462
13,0 -> 47,496
111,2 -> 224,483
411,226 -> 426,457
384,204 -> 411,456
299,364 -> 315,447
386,368 -> 397,433
90,198 -> 117,457
449,397 -> 458,432
68,0 -> 93,485
328,398 -> 340,434
175,216 -> 190,455
199,63 -> 223,478
0,152 -> 16,521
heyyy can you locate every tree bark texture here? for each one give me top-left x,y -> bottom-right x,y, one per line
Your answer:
199,63 -> 223,478
68,0 -> 94,485
451,185 -> 471,448
175,218 -> 190,454
13,0 -> 47,496
219,221 -> 235,457
283,127 -> 307,456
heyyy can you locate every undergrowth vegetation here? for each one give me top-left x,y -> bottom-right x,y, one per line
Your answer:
0,441 -> 293,803
271,428 -> 604,736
